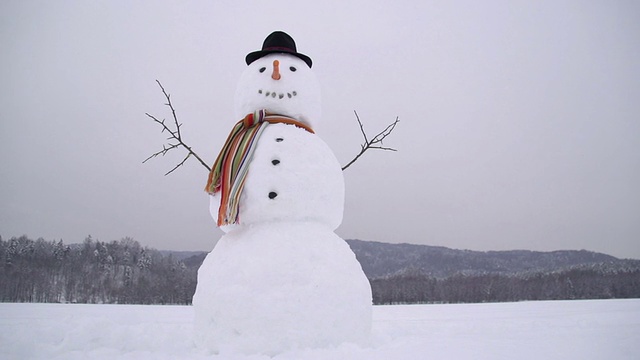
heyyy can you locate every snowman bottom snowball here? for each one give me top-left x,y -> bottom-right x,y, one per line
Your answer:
192,222 -> 373,355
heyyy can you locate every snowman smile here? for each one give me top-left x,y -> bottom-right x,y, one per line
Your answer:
258,89 -> 298,99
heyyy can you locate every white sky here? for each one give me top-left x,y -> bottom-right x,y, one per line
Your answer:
1,0 -> 639,258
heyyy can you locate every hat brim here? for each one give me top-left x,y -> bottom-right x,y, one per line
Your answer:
245,49 -> 312,68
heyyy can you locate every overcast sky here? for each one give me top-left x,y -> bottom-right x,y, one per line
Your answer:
1,0 -> 639,258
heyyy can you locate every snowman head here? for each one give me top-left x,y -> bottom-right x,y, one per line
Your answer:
234,32 -> 321,129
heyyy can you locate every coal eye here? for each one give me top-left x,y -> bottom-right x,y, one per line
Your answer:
259,67 -> 266,73
289,66 -> 297,72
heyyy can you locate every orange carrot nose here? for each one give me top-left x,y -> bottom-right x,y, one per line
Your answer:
272,60 -> 281,80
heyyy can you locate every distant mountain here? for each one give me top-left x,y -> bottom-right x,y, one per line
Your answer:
159,250 -> 207,262
4,235 -> 635,305
344,239 -> 636,279
169,239 -> 637,280
340,240 -> 640,304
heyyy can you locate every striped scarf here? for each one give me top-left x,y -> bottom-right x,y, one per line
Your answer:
205,110 -> 314,226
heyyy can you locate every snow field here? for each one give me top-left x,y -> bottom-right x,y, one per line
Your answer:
1,299 -> 638,360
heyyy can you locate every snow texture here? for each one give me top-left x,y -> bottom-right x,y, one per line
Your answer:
193,222 -> 372,355
234,54 -> 321,129
210,123 -> 344,231
197,49 -> 371,354
1,300 -> 639,360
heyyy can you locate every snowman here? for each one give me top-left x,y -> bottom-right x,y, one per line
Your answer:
192,31 -> 372,355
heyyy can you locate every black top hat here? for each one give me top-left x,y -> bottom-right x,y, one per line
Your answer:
245,31 -> 313,68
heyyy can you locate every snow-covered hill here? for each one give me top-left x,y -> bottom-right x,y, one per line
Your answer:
1,299 -> 638,359
345,239 -> 639,278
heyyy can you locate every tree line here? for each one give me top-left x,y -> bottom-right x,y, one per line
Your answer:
370,266 -> 640,305
2,235 -> 639,305
0,235 -> 196,304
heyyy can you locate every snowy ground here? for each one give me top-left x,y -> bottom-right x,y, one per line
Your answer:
1,299 -> 638,360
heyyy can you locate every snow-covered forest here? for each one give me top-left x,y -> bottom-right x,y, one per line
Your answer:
2,235 -> 639,305
0,235 -> 196,304
370,268 -> 640,304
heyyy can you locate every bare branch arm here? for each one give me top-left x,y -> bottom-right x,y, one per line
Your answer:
144,80 -> 211,175
145,82 -> 397,175
164,153 -> 192,177
342,111 -> 399,171
142,142 -> 180,164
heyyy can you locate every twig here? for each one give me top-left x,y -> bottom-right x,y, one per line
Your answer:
143,80 -> 211,176
145,82 -> 398,175
342,111 -> 399,171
